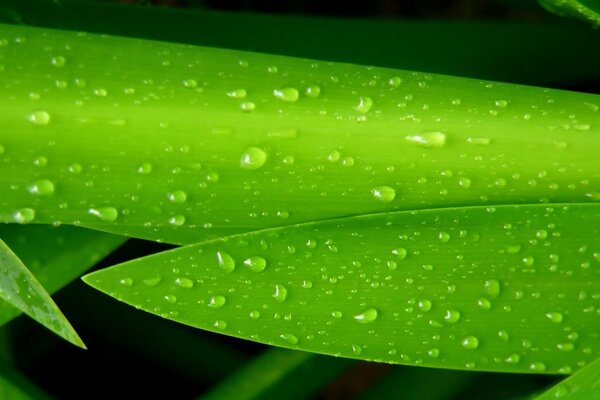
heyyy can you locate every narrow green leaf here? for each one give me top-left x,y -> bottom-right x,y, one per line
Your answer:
0,238 -> 85,348
200,348 -> 353,400
83,204 -> 600,374
535,356 -> 600,399
0,357 -> 51,400
539,0 -> 600,26
0,24 -> 599,245
0,224 -> 127,326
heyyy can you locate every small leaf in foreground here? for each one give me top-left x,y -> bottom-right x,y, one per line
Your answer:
536,356 -> 600,399
0,238 -> 85,348
83,204 -> 600,373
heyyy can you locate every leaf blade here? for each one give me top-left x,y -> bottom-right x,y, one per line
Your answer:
83,203 -> 600,373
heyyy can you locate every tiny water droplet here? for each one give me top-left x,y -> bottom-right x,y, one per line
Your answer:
371,186 -> 396,203
477,298 -> 491,310
391,247 -> 407,260
354,97 -> 373,113
458,177 -> 472,188
175,277 -> 194,289
438,231 -> 450,243
428,348 -> 440,358
182,79 -> 197,88
240,101 -> 255,111
546,312 -> 564,323
240,147 -> 267,170
305,85 -> 321,97
137,163 -> 152,174
227,88 -> 247,98
505,354 -> 520,364
50,55 -> 66,67
28,179 -> 55,196
214,320 -> 227,329
461,336 -> 479,350
405,131 -> 446,148
484,279 -> 501,298
388,76 -> 402,87
28,111 -> 51,125
352,344 -> 363,355
273,284 -> 288,302
167,190 -> 187,203
13,208 -> 35,224
522,256 -> 535,267
273,87 -> 299,102
243,256 -> 267,272
354,308 -> 378,323
119,277 -> 133,286
88,207 -> 118,222
168,215 -> 186,226
466,137 -> 491,145
529,362 -> 546,372
495,99 -> 508,108
143,276 -> 162,286
208,295 -> 226,308
444,309 -> 461,323
216,251 -> 235,273
249,310 -> 260,319
280,333 -> 299,345
418,299 -> 432,312
164,294 -> 177,304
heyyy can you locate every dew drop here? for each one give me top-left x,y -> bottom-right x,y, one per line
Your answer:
28,111 -> 51,125
216,251 -> 235,273
305,85 -> 321,97
438,231 -> 450,243
505,354 -> 520,364
227,88 -> 247,99
50,55 -> 66,67
352,344 -> 363,355
557,343 -> 574,351
168,215 -> 186,226
175,277 -> 194,289
280,333 -> 299,345
522,256 -> 535,267
405,131 -> 446,148
137,163 -> 152,174
354,97 -> 373,113
371,186 -> 396,203
249,310 -> 260,319
182,79 -> 197,88
240,101 -> 255,111
167,190 -> 187,203
243,256 -> 267,272
387,76 -> 402,87
529,362 -> 546,372
444,309 -> 461,323
391,247 -> 407,260
458,177 -> 472,188
88,207 -> 118,222
461,336 -> 479,350
208,295 -> 226,308
164,294 -> 177,304
495,99 -> 508,108
353,308 -> 378,324
466,137 -> 491,145
214,320 -> 227,329
418,299 -> 432,312
28,179 -> 55,196
428,348 -> 440,358
240,147 -> 267,170
273,87 -> 299,102
13,208 -> 35,224
119,277 -> 133,287
143,276 -> 162,286
484,279 -> 501,298
273,284 -> 288,302
546,312 -> 564,323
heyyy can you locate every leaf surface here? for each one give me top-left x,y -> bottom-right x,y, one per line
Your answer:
535,356 -> 600,399
84,204 -> 600,373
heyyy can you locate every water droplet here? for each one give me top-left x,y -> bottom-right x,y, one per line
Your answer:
143,276 -> 162,286
536,229 -> 548,239
352,344 -> 363,355
273,284 -> 288,302
164,294 -> 177,304
28,179 -> 54,196
557,343 -> 574,351
28,111 -> 50,125
444,309 -> 461,323
182,79 -> 197,88
168,215 -> 186,226
438,232 -> 450,243
466,137 -> 491,145
227,88 -> 247,98
280,333 -> 299,345
495,99 -> 508,108
353,308 -> 378,324
371,186 -> 396,202
428,348 -> 440,358
305,85 -> 321,97
522,256 -> 535,267
273,87 -> 299,102
137,163 -> 152,174
505,354 -> 520,364
175,277 -> 194,289
354,96 -> 373,113
418,299 -> 432,312
529,362 -> 546,372
119,277 -> 133,286
93,88 -> 108,97
331,311 -> 343,319
214,320 -> 227,329
498,330 -> 510,342
249,310 -> 260,319
484,279 -> 501,298
50,55 -> 66,67
405,131 -> 446,149
216,251 -> 235,273
240,101 -> 255,111
13,208 -> 35,224
458,177 -> 472,188
546,312 -> 564,323
240,147 -> 267,170
88,207 -> 118,222
167,190 -> 187,203
461,336 -> 479,350
243,256 -> 267,272
388,76 -> 402,87
208,295 -> 226,308
477,298 -> 491,310
391,247 -> 407,260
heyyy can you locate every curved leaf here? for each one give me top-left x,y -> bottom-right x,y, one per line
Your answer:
535,356 -> 600,399
0,24 -> 599,245
539,0 -> 600,27
0,238 -> 85,348
83,204 -> 600,374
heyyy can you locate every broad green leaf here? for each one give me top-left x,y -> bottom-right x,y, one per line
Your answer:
535,356 -> 600,399
0,24 -> 599,245
0,224 -> 127,326
0,238 -> 85,348
200,348 -> 353,400
84,204 -> 600,374
539,0 -> 600,27
3,0 -> 600,86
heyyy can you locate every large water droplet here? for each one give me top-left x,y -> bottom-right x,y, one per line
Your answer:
167,190 -> 187,203
50,55 -> 66,67
88,207 -> 118,222
28,179 -> 55,196
243,256 -> 267,272
546,312 -> 564,323
273,284 -> 288,302
444,309 -> 461,323
405,131 -> 446,148
354,97 -> 373,113
371,186 -> 396,203
13,208 -> 35,224
216,251 -> 235,273
391,247 -> 407,260
353,308 -> 378,324
28,111 -> 51,125
240,147 -> 267,170
168,215 -> 186,226
273,87 -> 299,102
175,277 -> 194,289
208,295 -> 226,308
484,279 -> 501,298
461,336 -> 479,350
305,85 -> 321,98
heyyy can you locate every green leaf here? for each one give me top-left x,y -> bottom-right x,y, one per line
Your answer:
535,356 -> 600,399
0,24 -> 599,245
0,238 -> 85,348
83,203 -> 600,374
539,0 -> 600,26
0,357 -> 51,400
200,348 -> 353,400
0,224 -> 127,326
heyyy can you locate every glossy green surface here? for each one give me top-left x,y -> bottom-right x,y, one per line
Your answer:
536,355 -> 600,399
0,238 -> 84,348
84,204 -> 600,374
539,0 -> 600,26
0,24 -> 599,245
